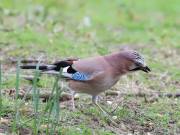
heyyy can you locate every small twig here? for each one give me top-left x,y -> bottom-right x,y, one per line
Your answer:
0,42 -> 10,45
9,58 -> 40,64
2,88 -> 72,102
106,91 -> 180,98
0,28 -> 14,32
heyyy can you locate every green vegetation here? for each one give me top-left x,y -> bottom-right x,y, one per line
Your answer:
0,0 -> 180,134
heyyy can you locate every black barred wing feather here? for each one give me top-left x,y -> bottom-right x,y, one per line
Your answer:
71,72 -> 90,81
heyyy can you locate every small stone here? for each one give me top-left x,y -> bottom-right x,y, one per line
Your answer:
107,101 -> 112,105
40,124 -> 48,129
82,16 -> 91,27
0,118 -> 10,125
112,116 -> 117,120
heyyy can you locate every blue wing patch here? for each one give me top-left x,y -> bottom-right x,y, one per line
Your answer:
72,72 -> 90,81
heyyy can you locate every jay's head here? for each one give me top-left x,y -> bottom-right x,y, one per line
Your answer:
120,50 -> 151,73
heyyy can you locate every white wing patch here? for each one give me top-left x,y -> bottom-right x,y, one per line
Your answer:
62,66 -> 69,73
62,66 -> 73,78
61,66 -> 91,81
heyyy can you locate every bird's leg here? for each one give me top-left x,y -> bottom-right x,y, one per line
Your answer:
66,86 -> 76,111
92,96 -> 118,126
92,96 -> 106,114
71,91 -> 76,110
92,96 -> 111,115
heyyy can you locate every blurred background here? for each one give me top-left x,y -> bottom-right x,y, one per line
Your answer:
0,0 -> 180,134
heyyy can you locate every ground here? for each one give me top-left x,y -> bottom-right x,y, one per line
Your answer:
0,0 -> 180,134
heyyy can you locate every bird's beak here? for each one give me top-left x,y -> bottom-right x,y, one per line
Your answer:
140,66 -> 151,73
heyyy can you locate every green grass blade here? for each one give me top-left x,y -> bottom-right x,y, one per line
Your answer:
12,59 -> 21,132
32,62 -> 41,135
47,68 -> 62,135
0,62 -> 2,112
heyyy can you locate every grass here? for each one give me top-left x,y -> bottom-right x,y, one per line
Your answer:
0,63 -> 2,111
13,59 -> 20,133
0,0 -> 180,134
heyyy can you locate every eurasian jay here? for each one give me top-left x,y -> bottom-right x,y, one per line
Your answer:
21,50 -> 150,119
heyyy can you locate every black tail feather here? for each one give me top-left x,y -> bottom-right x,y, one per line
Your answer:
20,59 -> 76,72
20,64 -> 56,71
